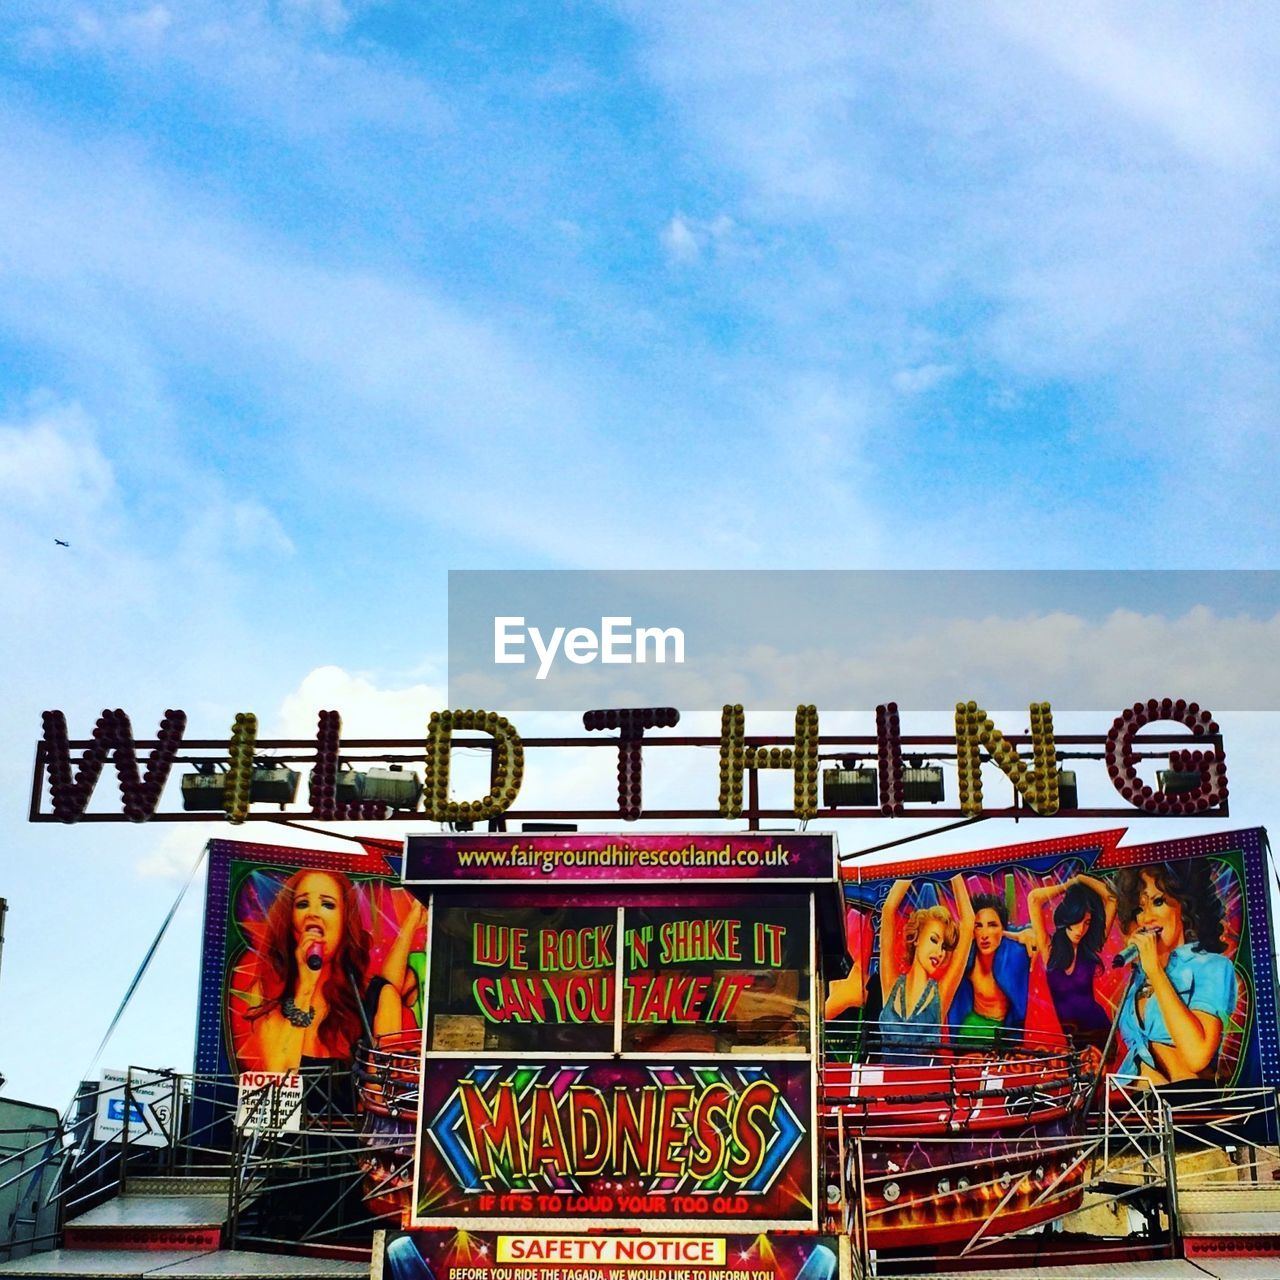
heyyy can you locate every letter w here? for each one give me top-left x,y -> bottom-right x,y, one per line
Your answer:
41,708 -> 187,823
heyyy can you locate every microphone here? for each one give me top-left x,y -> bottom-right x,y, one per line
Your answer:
1113,928 -> 1157,968
305,941 -> 323,971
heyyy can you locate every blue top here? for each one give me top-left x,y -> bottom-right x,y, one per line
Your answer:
880,974 -> 943,1050
948,932 -> 1030,1034
1116,944 -> 1236,1078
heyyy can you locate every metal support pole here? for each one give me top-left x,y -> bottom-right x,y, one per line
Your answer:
118,1072 -> 131,1198
855,1138 -> 871,1279
1161,1099 -> 1182,1256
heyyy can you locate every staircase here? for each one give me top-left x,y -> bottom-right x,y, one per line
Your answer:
63,1175 -> 230,1252
0,1174 -> 369,1279
1179,1184 -> 1280,1259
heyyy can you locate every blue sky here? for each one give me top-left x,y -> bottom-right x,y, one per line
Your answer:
1,1 -> 1279,1109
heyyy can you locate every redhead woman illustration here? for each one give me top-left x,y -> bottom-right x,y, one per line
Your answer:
1027,873 -> 1116,1051
877,875 -> 975,1051
1113,861 -> 1235,1085
241,870 -> 425,1073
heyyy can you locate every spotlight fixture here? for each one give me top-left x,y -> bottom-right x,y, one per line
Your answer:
308,764 -> 422,810
1157,769 -> 1203,795
822,767 -> 878,808
332,765 -> 361,805
179,755 -> 300,815
248,760 -> 301,807
902,760 -> 944,804
1056,769 -> 1079,810
357,765 -> 422,811
181,763 -> 226,811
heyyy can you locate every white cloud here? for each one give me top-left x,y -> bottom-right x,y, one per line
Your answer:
661,214 -> 701,264
982,0 -> 1276,174
690,606 -> 1280,713
18,2 -> 447,139
276,666 -> 448,738
660,212 -> 740,265
276,0 -> 350,37
177,499 -> 296,560
623,0 -> 1280,522
57,5 -> 174,52
892,364 -> 957,395
135,825 -> 206,880
771,373 -> 871,474
0,112 -> 863,568
0,399 -> 116,516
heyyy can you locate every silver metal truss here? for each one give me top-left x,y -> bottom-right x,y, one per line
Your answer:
32,1064 -> 400,1259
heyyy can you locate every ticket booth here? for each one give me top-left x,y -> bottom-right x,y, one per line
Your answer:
372,831 -> 848,1280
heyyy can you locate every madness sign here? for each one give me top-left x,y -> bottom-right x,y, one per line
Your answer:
414,1058 -> 813,1229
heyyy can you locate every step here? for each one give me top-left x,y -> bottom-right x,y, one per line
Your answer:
63,1176 -> 267,1244
123,1178 -> 233,1198
64,1193 -> 230,1253
889,1261 -> 1209,1280
67,1195 -> 229,1231
1180,1186 -> 1280,1217
1182,1210 -> 1280,1239
0,1246 -> 369,1278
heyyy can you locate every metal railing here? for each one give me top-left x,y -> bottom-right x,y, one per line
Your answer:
40,1064 -> 399,1257
0,1120 -> 64,1261
1161,1086 -> 1280,1187
14,1058 -> 1280,1273
827,1073 -> 1195,1276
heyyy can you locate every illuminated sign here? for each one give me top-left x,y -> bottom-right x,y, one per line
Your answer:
405,832 -> 836,885
32,696 -> 1228,824
414,1059 -> 813,1230
423,896 -> 812,1058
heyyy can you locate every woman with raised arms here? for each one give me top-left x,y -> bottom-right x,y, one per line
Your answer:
877,874 -> 975,1052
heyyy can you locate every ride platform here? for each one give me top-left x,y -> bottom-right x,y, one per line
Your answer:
0,1247 -> 367,1279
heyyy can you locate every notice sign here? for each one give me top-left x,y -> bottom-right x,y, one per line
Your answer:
496,1237 -> 727,1266
236,1070 -> 302,1133
93,1069 -> 175,1147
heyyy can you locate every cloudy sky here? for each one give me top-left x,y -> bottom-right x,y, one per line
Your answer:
2,1 -> 1279,1109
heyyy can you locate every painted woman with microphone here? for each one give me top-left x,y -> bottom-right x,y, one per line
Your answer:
242,869 -> 424,1073
1113,860 -> 1236,1086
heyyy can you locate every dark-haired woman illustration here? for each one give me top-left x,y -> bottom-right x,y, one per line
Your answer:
1112,861 -> 1235,1085
1027,873 -> 1116,1051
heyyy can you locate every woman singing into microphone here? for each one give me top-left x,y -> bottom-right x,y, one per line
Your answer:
241,869 -> 425,1073
1113,860 -> 1236,1086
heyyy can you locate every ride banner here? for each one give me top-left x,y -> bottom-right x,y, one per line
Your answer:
193,838 -> 426,1100
413,1057 -> 815,1230
827,826 -> 1278,1091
